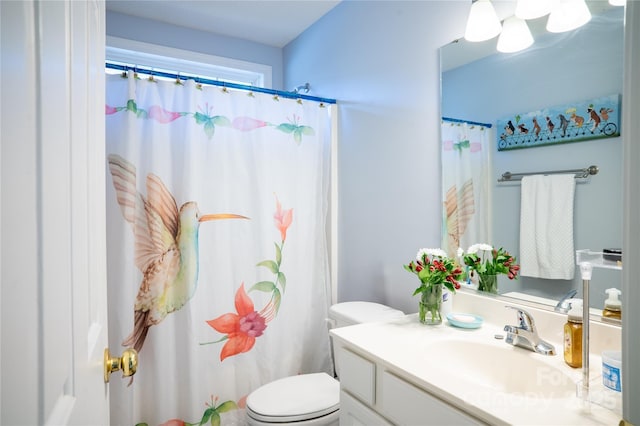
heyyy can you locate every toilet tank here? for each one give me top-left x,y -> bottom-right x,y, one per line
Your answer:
328,302 -> 404,378
328,301 -> 404,328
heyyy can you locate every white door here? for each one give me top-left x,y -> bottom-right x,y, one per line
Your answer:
1,1 -> 112,424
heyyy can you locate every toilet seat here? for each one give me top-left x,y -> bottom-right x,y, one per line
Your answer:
246,373 -> 339,423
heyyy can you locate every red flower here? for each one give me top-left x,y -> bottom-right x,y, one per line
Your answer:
206,283 -> 267,361
232,116 -> 268,131
274,196 -> 293,242
148,105 -> 183,123
105,104 -> 118,115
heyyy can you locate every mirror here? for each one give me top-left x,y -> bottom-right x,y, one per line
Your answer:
440,3 -> 624,314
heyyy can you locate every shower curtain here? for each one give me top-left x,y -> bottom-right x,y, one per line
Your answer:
105,72 -> 333,426
441,120 -> 490,257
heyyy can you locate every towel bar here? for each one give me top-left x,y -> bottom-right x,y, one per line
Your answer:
498,165 -> 598,182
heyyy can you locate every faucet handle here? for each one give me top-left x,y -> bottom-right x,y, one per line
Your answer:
505,305 -> 535,331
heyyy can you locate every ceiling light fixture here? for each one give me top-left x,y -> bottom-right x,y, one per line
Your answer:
464,0 -> 502,42
608,0 -> 625,6
515,0 -> 552,20
497,16 -> 534,53
546,0 -> 592,33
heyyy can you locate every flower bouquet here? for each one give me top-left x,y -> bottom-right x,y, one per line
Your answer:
404,248 -> 464,325
459,244 -> 520,294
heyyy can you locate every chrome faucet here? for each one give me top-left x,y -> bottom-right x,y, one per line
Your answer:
503,306 -> 556,355
554,289 -> 578,313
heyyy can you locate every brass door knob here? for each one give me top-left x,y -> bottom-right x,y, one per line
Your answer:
104,348 -> 138,383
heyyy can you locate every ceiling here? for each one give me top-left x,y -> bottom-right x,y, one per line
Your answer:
105,0 -> 342,48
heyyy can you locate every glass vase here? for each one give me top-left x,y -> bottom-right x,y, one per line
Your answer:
478,273 -> 498,294
419,283 -> 443,325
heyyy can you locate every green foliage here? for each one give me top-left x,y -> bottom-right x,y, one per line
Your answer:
461,244 -> 520,280
257,260 -> 278,274
250,281 -> 276,292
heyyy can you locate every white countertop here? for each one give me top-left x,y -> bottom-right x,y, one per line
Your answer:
331,291 -> 622,425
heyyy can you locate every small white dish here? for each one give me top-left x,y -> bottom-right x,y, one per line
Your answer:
447,312 -> 483,329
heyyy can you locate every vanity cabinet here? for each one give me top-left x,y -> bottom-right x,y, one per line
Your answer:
337,346 -> 483,425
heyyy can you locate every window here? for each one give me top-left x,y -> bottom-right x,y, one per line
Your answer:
106,36 -> 272,88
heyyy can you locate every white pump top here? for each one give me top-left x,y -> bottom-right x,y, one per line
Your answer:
604,288 -> 622,311
566,298 -> 583,322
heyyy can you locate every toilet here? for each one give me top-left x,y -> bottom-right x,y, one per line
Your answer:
245,301 -> 404,425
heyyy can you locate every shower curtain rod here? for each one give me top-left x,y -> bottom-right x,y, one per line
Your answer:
442,116 -> 492,128
498,165 -> 599,182
105,62 -> 337,105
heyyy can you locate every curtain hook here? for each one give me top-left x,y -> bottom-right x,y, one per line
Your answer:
175,72 -> 183,86
147,68 -> 155,83
273,94 -> 279,101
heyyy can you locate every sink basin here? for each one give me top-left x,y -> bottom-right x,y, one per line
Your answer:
428,339 -> 576,396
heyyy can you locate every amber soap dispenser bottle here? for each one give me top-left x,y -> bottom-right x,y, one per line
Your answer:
564,299 -> 583,368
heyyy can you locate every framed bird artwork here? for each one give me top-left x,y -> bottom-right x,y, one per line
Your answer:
496,94 -> 621,151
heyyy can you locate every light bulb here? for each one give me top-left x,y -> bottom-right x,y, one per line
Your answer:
497,16 -> 534,53
515,0 -> 552,20
464,0 -> 502,42
546,0 -> 592,33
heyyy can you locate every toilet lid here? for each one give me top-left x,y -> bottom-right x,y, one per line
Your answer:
246,373 -> 340,422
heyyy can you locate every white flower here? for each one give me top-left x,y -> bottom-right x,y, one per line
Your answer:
416,248 -> 428,261
467,243 -> 492,254
416,248 -> 447,261
426,248 -> 448,258
456,247 -> 464,258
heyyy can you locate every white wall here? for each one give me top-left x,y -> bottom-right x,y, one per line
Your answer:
622,2 -> 640,423
284,1 -> 469,314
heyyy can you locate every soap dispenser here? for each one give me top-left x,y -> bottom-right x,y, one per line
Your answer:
563,298 -> 583,368
603,288 -> 622,320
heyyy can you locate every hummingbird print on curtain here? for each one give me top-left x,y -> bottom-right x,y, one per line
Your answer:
107,154 -> 248,353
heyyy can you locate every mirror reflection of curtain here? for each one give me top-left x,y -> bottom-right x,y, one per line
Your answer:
105,72 -> 333,425
441,120 -> 490,257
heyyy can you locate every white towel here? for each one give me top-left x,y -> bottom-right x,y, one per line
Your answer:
519,174 -> 576,279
